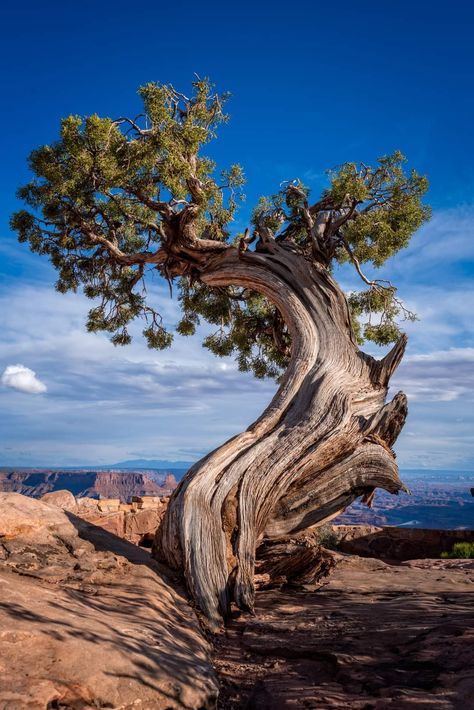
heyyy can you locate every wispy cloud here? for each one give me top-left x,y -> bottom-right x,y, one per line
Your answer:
0,206 -> 473,469
393,348 -> 474,401
391,206 -> 474,279
0,283 -> 275,465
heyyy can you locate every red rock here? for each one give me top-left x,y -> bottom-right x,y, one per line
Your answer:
124,506 -> 167,545
76,497 -> 169,545
216,551 -> 474,709
0,469 -> 179,502
40,489 -> 77,511
80,509 -> 126,538
0,492 -> 217,708
332,524 -> 474,560
0,492 -> 74,540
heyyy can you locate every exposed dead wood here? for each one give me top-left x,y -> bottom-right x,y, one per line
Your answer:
14,83 -> 426,633
255,532 -> 337,590
154,243 -> 408,629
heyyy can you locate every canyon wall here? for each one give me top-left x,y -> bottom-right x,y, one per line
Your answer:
0,469 -> 178,502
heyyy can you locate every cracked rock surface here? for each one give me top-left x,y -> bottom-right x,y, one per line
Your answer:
0,493 -> 217,709
215,553 -> 474,709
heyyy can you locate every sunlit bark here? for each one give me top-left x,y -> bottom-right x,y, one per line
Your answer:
154,244 -> 408,628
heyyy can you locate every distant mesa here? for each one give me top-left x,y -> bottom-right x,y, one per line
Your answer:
1,465 -> 473,527
0,469 -> 178,503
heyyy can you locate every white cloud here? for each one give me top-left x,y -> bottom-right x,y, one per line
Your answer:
1,364 -> 47,394
336,206 -> 474,288
0,284 -> 275,465
392,347 -> 474,402
0,205 -> 473,468
391,206 -> 474,275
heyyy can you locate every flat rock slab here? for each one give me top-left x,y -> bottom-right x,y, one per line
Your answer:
0,493 -> 217,709
215,554 -> 474,709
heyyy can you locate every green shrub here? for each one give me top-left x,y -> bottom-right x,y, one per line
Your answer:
441,542 -> 474,559
313,523 -> 339,550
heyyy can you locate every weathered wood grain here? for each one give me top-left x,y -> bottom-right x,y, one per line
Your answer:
154,244 -> 408,628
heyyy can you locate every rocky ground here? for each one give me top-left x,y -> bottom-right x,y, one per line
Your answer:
214,555 -> 474,709
1,491 -> 473,709
0,493 -> 217,709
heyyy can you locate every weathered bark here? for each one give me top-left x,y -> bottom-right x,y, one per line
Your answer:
154,244 -> 408,628
255,532 -> 337,590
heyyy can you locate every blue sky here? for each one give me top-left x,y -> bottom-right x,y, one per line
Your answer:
0,0 -> 473,469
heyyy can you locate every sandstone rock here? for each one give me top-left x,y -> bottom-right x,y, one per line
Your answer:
0,492 -> 76,540
41,488 -> 77,511
216,549 -> 474,709
80,509 -> 126,538
0,493 -> 217,709
97,497 -> 121,512
76,495 -> 100,511
76,496 -> 169,546
87,471 -> 177,500
119,502 -> 133,512
0,469 -> 178,502
132,494 -> 165,509
124,507 -> 166,545
332,524 -> 474,560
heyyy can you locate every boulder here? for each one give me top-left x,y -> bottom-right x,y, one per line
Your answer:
97,497 -> 121,512
75,495 -> 100,511
124,506 -> 167,545
41,488 -> 77,511
332,524 -> 474,560
132,495 -> 165,509
0,491 -> 76,540
80,509 -> 126,538
75,496 -> 169,546
0,492 -> 217,709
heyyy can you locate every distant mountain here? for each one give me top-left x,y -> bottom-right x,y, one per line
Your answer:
401,469 -> 474,482
108,459 -> 192,470
2,463 -> 471,528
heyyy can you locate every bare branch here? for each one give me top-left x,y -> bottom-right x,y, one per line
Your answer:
341,236 -> 417,322
113,116 -> 151,136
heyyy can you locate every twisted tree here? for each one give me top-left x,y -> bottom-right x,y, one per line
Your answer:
12,79 -> 430,628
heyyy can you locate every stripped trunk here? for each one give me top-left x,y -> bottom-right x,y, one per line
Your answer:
154,244 -> 408,628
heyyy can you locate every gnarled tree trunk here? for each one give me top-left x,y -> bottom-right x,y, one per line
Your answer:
154,244 -> 408,628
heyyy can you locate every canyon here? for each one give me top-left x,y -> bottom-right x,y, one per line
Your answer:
337,469 -> 474,529
0,468 -> 178,502
1,467 -> 472,529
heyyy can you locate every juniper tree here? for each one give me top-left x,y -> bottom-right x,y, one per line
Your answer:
12,79 -> 430,627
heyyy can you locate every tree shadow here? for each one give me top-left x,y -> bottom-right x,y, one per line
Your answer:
0,514 -> 217,708
216,580 -> 474,708
66,510 -> 177,576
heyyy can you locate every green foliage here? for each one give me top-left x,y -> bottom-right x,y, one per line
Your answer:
178,279 -> 289,379
253,152 -> 429,347
334,154 -> 430,269
12,79 -> 244,350
441,542 -> 474,559
347,285 -> 417,346
11,78 -> 430,378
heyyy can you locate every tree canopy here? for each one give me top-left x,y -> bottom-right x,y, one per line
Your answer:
12,79 -> 430,379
